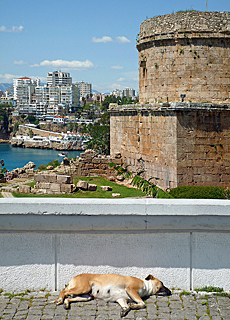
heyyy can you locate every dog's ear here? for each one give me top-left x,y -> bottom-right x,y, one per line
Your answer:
145,274 -> 155,281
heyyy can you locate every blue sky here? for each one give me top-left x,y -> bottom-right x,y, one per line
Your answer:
1,0 -> 229,94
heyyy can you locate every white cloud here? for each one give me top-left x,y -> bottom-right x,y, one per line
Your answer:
0,25 -> 23,32
116,36 -> 131,43
0,73 -> 19,82
14,60 -> 28,65
92,36 -> 131,44
110,65 -> 124,70
92,36 -> 113,43
117,77 -> 125,82
30,59 -> 95,69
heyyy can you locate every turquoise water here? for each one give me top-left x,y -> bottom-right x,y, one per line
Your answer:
0,143 -> 83,171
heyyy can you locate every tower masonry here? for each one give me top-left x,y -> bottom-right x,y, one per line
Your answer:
137,11 -> 230,104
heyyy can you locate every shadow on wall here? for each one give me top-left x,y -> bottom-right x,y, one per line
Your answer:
1,231 -> 230,270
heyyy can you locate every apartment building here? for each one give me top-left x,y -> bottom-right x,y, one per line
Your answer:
75,81 -> 92,98
13,77 -> 40,105
60,85 -> 80,113
47,71 -> 72,87
123,88 -> 135,98
35,85 -> 49,105
110,89 -> 123,98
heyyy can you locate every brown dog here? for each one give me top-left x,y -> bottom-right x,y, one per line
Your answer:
55,273 -> 171,317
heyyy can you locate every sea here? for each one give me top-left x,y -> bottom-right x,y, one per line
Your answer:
0,143 -> 83,171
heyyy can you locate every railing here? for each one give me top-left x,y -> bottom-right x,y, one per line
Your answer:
0,198 -> 230,292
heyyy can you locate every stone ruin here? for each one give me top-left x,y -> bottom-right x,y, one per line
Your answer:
6,161 -> 36,180
17,150 -> 123,195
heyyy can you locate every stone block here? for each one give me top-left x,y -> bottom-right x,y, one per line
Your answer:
88,184 -> 97,191
112,193 -> 121,197
50,183 -> 61,193
60,184 -> 73,193
56,175 -> 71,184
77,180 -> 88,190
37,182 -> 51,189
19,185 -> 31,194
34,173 -> 44,182
47,174 -> 57,183
101,186 -> 112,191
25,168 -> 34,175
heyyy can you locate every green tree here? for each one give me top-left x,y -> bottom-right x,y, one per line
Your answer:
0,103 -> 12,132
27,115 -> 36,123
82,112 -> 110,155
101,95 -> 117,111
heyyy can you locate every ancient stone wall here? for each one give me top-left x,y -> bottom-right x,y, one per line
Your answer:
137,11 -> 230,104
109,103 -> 230,189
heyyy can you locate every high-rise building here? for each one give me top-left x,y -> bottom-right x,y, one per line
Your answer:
49,86 -> 60,107
35,85 -> 49,105
75,81 -> 92,98
47,71 -> 72,87
123,88 -> 135,98
60,85 -> 80,113
13,77 -> 36,105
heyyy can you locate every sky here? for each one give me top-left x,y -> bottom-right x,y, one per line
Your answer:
0,0 -> 229,94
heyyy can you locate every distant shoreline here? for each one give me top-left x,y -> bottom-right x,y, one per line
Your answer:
0,139 -> 10,144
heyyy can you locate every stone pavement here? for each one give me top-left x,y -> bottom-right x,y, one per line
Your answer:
0,290 -> 229,320
1,192 -> 14,198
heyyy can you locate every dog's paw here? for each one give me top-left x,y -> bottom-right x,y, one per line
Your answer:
120,307 -> 130,317
55,298 -> 63,305
129,302 -> 146,309
64,301 -> 70,310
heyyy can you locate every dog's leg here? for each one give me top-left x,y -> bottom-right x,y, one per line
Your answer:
116,298 -> 130,317
125,287 -> 146,310
55,283 -> 92,307
54,289 -> 66,305
64,294 -> 93,309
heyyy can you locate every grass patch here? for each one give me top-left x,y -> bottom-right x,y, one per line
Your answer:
180,291 -> 191,296
13,176 -> 146,198
195,286 -> 223,293
73,177 -> 146,198
3,290 -> 30,299
169,186 -> 227,199
26,181 -> 36,188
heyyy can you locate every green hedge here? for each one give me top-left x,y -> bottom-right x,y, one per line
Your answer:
168,186 -> 227,199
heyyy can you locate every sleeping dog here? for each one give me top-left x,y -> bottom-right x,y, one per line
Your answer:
55,273 -> 171,317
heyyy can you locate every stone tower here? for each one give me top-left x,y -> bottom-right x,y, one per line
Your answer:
137,11 -> 230,104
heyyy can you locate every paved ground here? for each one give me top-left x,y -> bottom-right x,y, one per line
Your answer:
1,192 -> 14,198
0,291 -> 229,320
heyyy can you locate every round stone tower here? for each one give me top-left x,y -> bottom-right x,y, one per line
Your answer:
137,11 -> 230,104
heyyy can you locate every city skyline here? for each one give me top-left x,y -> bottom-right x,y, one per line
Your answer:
1,0 -> 229,94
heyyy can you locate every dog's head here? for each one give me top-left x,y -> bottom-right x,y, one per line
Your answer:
145,274 -> 171,296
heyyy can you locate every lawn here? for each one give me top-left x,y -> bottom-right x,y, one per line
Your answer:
13,176 -> 146,198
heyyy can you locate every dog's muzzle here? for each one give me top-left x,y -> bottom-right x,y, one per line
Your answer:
158,286 -> 171,296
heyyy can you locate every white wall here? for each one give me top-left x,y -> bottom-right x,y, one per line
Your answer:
0,198 -> 230,292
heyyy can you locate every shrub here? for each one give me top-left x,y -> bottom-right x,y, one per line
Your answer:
37,159 -> 60,171
169,186 -> 226,199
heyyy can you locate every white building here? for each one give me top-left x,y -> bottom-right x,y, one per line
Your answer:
13,77 -> 40,106
47,71 -> 72,87
60,85 -> 80,113
110,89 -> 123,98
75,81 -> 92,98
35,85 -> 49,105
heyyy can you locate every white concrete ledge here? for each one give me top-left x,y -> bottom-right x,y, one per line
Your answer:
0,198 -> 230,292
